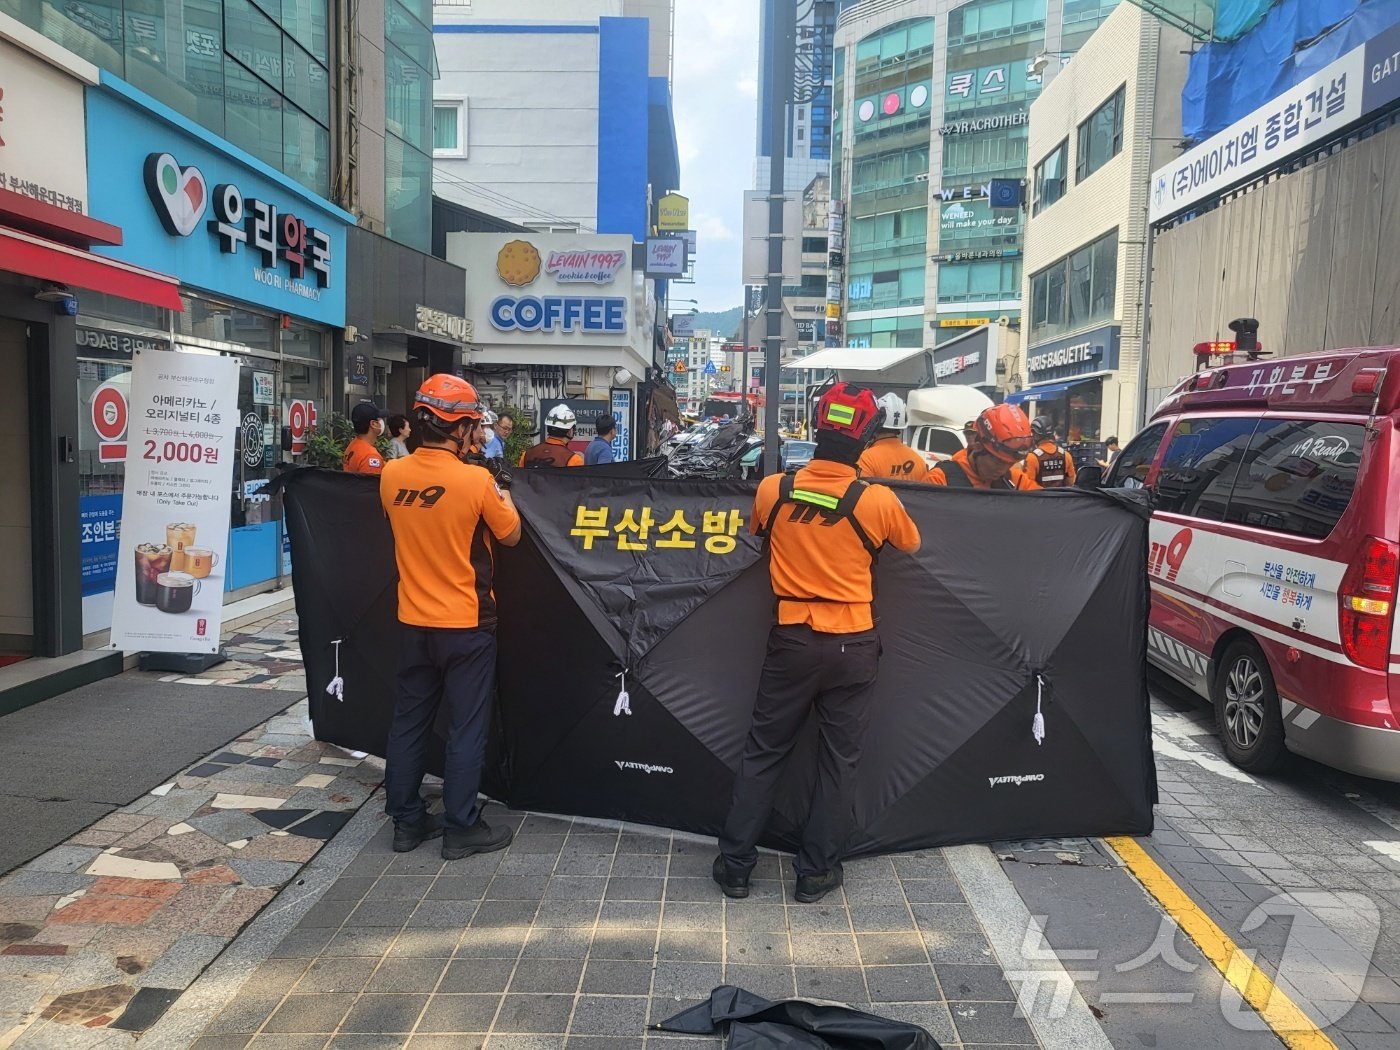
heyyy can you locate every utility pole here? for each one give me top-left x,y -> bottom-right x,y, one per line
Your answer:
740,286 -> 752,422
762,0 -> 792,472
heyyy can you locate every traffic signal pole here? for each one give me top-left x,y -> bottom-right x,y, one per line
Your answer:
763,0 -> 792,472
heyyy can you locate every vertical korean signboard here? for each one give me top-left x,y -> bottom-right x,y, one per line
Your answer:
610,388 -> 633,462
111,351 -> 239,654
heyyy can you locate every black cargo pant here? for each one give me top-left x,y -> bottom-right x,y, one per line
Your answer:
384,626 -> 496,833
719,623 -> 881,877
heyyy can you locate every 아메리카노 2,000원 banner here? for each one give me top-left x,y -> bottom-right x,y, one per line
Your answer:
110,350 -> 239,654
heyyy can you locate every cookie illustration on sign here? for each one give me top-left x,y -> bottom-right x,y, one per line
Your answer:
145,153 -> 208,237
496,239 -> 542,287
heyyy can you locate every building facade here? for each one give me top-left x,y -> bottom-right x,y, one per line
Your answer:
0,9 -> 357,707
1013,3 -> 1188,442
1144,3 -> 1400,417
430,0 -> 679,240
830,0 -> 1122,352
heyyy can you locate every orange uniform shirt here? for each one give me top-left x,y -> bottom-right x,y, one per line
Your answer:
343,436 -> 384,475
858,436 -> 929,482
927,449 -> 1039,490
517,436 -> 584,468
380,448 -> 521,629
754,460 -> 920,634
1024,440 -> 1077,487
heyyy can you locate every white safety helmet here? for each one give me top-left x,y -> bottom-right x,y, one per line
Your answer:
481,409 -> 498,427
545,404 -> 577,434
875,392 -> 907,431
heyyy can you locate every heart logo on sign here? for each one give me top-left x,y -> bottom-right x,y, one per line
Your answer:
144,152 -> 208,237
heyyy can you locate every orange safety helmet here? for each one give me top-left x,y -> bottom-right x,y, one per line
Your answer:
815,382 -> 884,443
414,374 -> 484,423
972,403 -> 1035,463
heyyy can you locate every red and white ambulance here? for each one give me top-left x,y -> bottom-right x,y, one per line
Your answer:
1107,347 -> 1400,780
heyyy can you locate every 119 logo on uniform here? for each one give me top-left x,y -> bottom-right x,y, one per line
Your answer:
394,486 -> 446,508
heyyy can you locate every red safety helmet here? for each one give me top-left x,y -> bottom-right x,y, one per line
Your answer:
972,403 -> 1035,463
815,382 -> 884,444
414,374 -> 484,423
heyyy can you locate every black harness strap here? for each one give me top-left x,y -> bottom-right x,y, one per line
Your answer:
759,473 -> 882,606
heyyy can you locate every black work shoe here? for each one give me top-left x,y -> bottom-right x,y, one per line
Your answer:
712,855 -> 750,899
392,812 -> 444,853
442,819 -> 513,860
794,868 -> 843,904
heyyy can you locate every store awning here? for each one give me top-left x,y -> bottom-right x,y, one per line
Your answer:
1005,376 -> 1099,405
785,345 -> 926,371
0,226 -> 183,311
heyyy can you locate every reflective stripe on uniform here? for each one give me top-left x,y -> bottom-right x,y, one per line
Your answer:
792,488 -> 841,510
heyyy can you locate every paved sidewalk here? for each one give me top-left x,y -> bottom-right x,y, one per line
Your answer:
192,803 -> 1042,1049
1130,685 -> 1400,1049
0,614 -> 387,1049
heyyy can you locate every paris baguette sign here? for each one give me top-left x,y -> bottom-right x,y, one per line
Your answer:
143,152 -> 333,299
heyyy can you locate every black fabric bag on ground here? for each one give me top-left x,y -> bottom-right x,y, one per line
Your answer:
657,986 -> 940,1049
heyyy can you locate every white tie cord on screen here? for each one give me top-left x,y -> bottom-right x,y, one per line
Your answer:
1032,673 -> 1047,746
326,639 -> 345,702
614,669 -> 632,717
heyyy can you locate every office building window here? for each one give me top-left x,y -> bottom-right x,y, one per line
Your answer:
1076,86 -> 1125,182
1033,139 -> 1068,215
3,0 -> 332,195
434,102 -> 467,157
1028,228 -> 1119,341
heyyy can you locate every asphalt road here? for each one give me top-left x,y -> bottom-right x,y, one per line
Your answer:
1007,671 -> 1400,1050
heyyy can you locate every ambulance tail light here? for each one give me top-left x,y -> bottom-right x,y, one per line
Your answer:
1339,537 -> 1399,670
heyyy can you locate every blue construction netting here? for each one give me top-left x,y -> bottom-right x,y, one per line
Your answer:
1183,0 -> 1398,139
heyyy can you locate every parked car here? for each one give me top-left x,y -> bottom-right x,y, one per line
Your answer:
780,440 -> 816,471
1107,347 -> 1400,780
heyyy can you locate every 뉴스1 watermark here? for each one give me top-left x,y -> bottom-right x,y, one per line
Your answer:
1004,891 -> 1381,1027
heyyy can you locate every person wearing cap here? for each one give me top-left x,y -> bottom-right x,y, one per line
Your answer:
481,410 -> 505,460
928,404 -> 1040,490
584,414 -> 616,466
344,401 -> 387,475
380,374 -> 521,860
713,382 -> 920,906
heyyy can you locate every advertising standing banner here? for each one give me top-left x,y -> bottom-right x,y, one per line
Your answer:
111,350 -> 239,654
279,470 -> 1155,855
610,388 -> 633,462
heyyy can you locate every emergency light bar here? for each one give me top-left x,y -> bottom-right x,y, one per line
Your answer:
1191,337 -> 1269,371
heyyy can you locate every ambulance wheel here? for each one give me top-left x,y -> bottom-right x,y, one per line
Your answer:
1213,638 -> 1286,773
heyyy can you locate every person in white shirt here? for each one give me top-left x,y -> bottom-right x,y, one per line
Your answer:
386,415 -> 412,460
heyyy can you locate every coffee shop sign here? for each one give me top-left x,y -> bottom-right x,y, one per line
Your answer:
416,304 -> 473,342
1028,341 -> 1099,373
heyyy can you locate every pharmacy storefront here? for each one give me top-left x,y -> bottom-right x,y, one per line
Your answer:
78,78 -> 350,638
448,232 -> 650,458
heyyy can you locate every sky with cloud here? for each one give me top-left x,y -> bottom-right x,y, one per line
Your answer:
672,0 -> 760,313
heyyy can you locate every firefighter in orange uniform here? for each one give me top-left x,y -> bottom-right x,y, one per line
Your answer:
928,404 -> 1040,490
857,392 -> 928,482
379,375 -> 522,860
343,401 -> 387,475
1022,416 -> 1077,488
519,404 -> 585,468
714,383 -> 920,906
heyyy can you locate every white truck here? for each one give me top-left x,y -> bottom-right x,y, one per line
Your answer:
785,344 -> 995,468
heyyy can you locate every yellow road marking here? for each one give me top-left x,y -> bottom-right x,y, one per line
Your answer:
1104,835 -> 1337,1050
